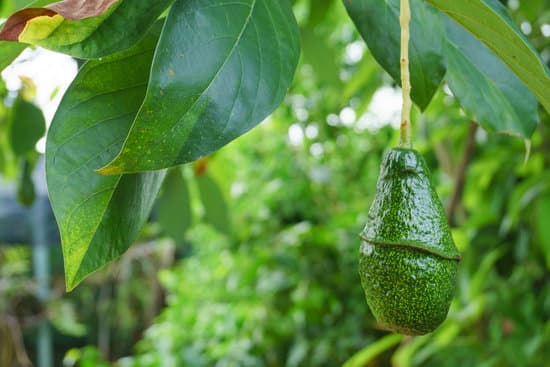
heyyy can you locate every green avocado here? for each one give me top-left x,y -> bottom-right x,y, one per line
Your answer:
359,148 -> 460,335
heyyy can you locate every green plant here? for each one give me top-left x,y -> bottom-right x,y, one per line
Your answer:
0,0 -> 550,354
1,0 -> 549,365
0,0 -> 547,291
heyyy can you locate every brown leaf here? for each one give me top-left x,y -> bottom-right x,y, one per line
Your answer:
0,0 -> 119,41
0,8 -> 57,41
46,0 -> 119,20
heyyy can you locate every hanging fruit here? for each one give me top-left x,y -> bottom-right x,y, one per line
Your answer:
357,0 -> 460,335
359,148 -> 461,335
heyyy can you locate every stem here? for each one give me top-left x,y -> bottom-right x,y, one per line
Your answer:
446,121 -> 478,226
399,0 -> 412,148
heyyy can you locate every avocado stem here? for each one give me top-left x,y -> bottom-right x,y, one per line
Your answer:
399,0 -> 412,148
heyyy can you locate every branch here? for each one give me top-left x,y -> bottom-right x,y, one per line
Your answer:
446,121 -> 478,226
2,315 -> 33,367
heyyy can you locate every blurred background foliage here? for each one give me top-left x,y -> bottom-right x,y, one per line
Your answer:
1,0 -> 550,366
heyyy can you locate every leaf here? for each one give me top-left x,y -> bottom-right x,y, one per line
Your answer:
0,0 -> 35,18
196,172 -> 231,236
343,334 -> 404,367
46,0 -> 119,19
0,41 -> 26,72
535,194 -> 550,270
301,26 -> 341,88
0,0 -> 174,58
156,168 -> 192,243
426,0 -> 550,114
1,0 -> 119,39
307,0 -> 335,27
98,0 -> 300,174
16,157 -> 36,207
343,0 -> 446,110
444,18 -> 539,138
45,23 -> 166,291
9,97 -> 46,155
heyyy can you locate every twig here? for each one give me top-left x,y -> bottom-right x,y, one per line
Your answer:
2,315 -> 33,367
447,121 -> 478,226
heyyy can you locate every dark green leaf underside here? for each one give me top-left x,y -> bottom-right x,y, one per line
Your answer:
444,18 -> 538,138
427,0 -> 550,114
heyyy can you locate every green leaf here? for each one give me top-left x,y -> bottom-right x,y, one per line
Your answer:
426,0 -> 550,114
301,26 -> 341,88
307,0 -> 335,27
16,157 -> 36,207
444,18 -> 539,138
0,0 -> 174,58
98,0 -> 300,174
45,23 -> 166,291
343,334 -> 404,367
535,194 -> 550,270
343,0 -> 446,110
0,0 -> 34,18
9,97 -> 46,156
156,168 -> 192,243
196,172 -> 231,236
0,41 -> 26,72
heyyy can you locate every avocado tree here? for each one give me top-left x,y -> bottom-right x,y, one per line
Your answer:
0,0 -> 548,297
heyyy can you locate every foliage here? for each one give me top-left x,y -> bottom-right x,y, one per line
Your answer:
1,0 -> 549,288
115,96 -> 550,367
0,0 -> 549,366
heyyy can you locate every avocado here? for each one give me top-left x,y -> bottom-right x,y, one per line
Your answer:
359,148 -> 460,335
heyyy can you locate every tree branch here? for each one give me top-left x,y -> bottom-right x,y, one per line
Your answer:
447,121 -> 478,226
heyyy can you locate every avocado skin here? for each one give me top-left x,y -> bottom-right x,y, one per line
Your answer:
360,241 -> 458,335
360,148 -> 460,335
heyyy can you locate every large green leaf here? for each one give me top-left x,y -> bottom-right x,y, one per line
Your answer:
98,0 -> 300,174
45,23 -> 166,291
0,41 -> 26,72
427,0 -> 550,113
343,0 -> 446,110
156,167 -> 192,243
444,18 -> 539,138
0,0 -> 173,58
9,97 -> 46,156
